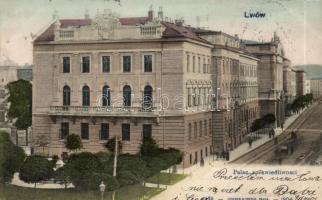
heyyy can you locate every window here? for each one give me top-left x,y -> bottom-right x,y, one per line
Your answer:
63,85 -> 71,106
199,121 -> 202,137
102,56 -> 110,73
186,54 -> 190,72
122,123 -> 130,141
188,123 -> 192,140
192,56 -> 196,72
143,85 -> 153,109
81,56 -> 90,73
60,122 -> 69,139
203,58 -> 206,74
102,85 -> 110,106
188,88 -> 192,107
63,57 -> 70,73
143,124 -> 152,140
198,57 -> 201,73
123,56 -> 131,72
204,120 -> 207,136
100,123 -> 109,140
123,85 -> 131,106
193,88 -> 197,106
194,122 -> 197,139
144,55 -> 152,72
82,86 -> 90,106
209,119 -> 211,135
81,123 -> 89,140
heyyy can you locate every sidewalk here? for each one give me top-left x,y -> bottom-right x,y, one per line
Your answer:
175,106 -> 308,175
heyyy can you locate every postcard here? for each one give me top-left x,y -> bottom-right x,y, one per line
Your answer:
0,0 -> 322,200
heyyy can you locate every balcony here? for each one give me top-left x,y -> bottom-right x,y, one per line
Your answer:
49,106 -> 159,117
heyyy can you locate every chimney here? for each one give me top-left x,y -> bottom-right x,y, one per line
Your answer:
148,5 -> 154,21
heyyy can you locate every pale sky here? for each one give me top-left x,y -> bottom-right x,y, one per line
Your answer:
0,0 -> 321,66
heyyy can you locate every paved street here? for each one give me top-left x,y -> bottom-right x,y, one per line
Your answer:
252,102 -> 322,165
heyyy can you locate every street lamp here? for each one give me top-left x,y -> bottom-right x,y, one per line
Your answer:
99,181 -> 106,200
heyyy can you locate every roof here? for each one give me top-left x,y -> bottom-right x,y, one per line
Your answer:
34,17 -> 211,45
35,19 -> 92,42
161,22 -> 211,44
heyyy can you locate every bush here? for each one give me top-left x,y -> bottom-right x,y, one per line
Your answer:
116,154 -> 150,182
263,113 -> 276,124
65,134 -> 83,151
140,138 -> 159,157
64,152 -> 103,189
19,155 -> 54,187
117,171 -> 139,186
88,173 -> 119,191
0,131 -> 26,183
104,137 -> 122,154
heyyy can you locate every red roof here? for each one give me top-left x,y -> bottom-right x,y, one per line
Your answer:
119,17 -> 149,25
34,17 -> 210,45
161,22 -> 210,44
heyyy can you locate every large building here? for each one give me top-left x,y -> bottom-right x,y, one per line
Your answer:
242,33 -> 287,127
32,8 -> 215,166
310,79 -> 322,99
196,31 -> 259,152
295,70 -> 307,97
32,8 -> 262,166
282,58 -> 296,115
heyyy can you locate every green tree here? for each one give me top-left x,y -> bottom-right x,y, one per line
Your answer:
65,134 -> 82,152
0,131 -> 26,183
104,137 -> 122,154
6,80 -> 32,144
64,152 -> 103,189
19,155 -> 54,188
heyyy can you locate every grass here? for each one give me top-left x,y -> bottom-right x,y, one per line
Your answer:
146,172 -> 188,185
0,184 -> 165,200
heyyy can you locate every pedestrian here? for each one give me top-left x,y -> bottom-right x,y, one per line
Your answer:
200,157 -> 204,167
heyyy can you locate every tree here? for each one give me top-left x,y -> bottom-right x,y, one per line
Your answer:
263,113 -> 276,125
0,131 -> 26,183
6,80 -> 32,145
140,137 -> 159,156
65,134 -> 82,152
104,137 -> 122,154
19,155 -> 54,188
64,152 -> 103,189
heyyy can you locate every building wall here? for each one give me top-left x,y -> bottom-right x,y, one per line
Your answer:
310,79 -> 322,99
32,39 -> 214,166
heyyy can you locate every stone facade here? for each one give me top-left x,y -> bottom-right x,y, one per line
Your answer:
283,59 -> 296,115
198,31 -> 259,152
295,70 -> 306,97
243,33 -> 286,127
310,79 -> 322,99
32,9 -> 216,167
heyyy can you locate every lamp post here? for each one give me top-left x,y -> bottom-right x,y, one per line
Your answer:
99,181 -> 106,200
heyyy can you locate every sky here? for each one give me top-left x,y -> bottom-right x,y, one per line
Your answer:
0,0 -> 321,66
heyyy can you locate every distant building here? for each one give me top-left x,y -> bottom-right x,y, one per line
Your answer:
295,70 -> 306,97
197,30 -> 259,152
283,58 -> 296,115
310,79 -> 322,99
242,32 -> 287,127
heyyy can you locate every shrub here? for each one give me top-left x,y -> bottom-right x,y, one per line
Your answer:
19,155 -> 54,187
117,171 -> 139,186
64,152 -> 103,189
104,137 -> 122,154
88,173 -> 119,191
140,138 -> 159,157
65,134 -> 82,151
0,131 -> 26,183
263,113 -> 276,124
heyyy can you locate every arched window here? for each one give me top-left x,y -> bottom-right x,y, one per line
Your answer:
102,85 -> 110,106
123,85 -> 131,107
143,85 -> 153,109
63,85 -> 71,106
82,86 -> 90,106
